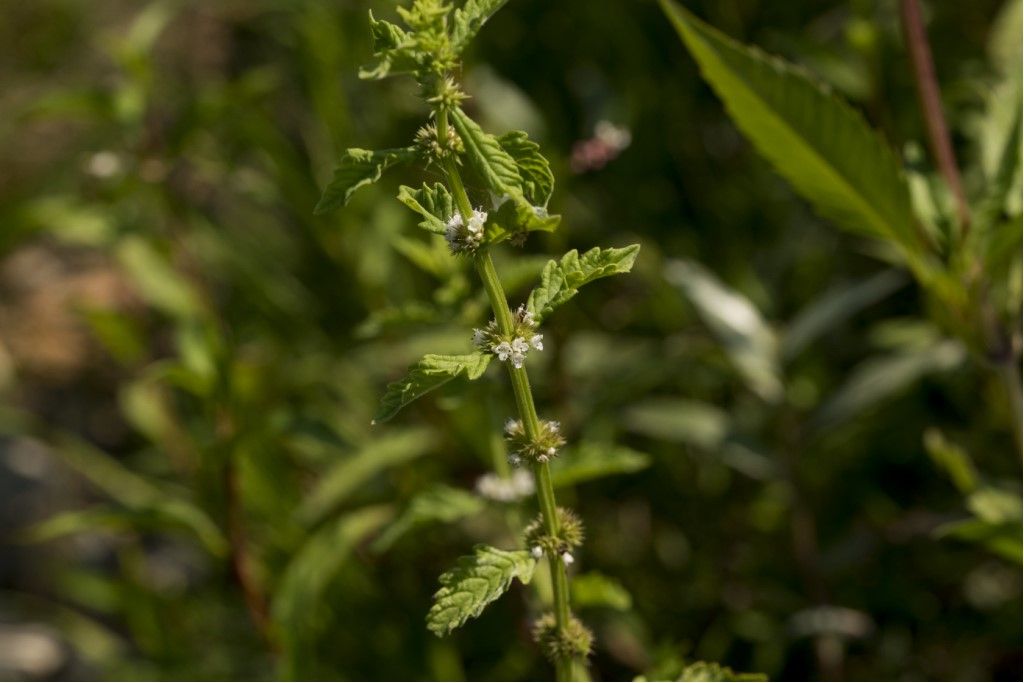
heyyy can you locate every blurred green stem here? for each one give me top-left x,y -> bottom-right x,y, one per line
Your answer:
437,103 -> 580,680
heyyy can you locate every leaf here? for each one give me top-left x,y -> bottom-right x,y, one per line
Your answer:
661,1 -> 918,253
572,572 -> 633,611
923,429 -> 979,494
427,544 -> 536,636
549,443 -> 651,488
782,270 -> 906,360
315,147 -> 417,215
298,428 -> 437,524
450,107 -> 523,196
116,236 -> 202,319
812,338 -> 965,430
272,505 -> 393,636
373,485 -> 485,552
527,245 -> 640,323
397,183 -> 455,234
624,398 -> 730,450
451,0 -> 509,53
375,352 -> 492,423
497,130 -> 554,206
677,661 -> 768,682
664,259 -> 782,402
359,11 -> 419,80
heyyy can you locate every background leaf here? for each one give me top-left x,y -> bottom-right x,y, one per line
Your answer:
527,245 -> 640,322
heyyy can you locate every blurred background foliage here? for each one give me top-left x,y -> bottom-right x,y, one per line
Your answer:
0,0 -> 1019,680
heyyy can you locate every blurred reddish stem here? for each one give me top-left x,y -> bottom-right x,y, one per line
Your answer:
900,0 -> 970,231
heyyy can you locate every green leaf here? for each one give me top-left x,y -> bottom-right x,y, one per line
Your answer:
450,107 -> 523,196
272,505 -> 393,637
782,269 -> 906,361
373,485 -> 485,552
661,0 -> 917,252
397,183 -> 455,234
497,130 -> 554,206
572,571 -> 633,611
813,338 -> 965,430
116,236 -> 202,319
427,544 -> 536,636
624,398 -> 729,450
451,0 -> 509,53
664,259 -> 781,402
527,245 -> 640,323
677,661 -> 768,682
923,428 -> 979,494
298,429 -> 437,524
359,11 -> 419,80
549,443 -> 651,488
315,147 -> 417,215
375,352 -> 492,423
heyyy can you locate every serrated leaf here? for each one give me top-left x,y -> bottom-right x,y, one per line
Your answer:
450,107 -> 523,197
549,443 -> 650,488
664,259 -> 782,402
782,269 -> 906,361
677,661 -> 768,682
451,0 -> 509,53
373,485 -> 485,552
427,544 -> 536,636
397,183 -> 455,234
497,130 -> 554,206
661,0 -> 918,253
315,147 -> 417,214
527,245 -> 640,323
359,11 -> 420,80
375,352 -> 492,423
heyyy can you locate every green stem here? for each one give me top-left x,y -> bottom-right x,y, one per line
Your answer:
452,180 -> 579,681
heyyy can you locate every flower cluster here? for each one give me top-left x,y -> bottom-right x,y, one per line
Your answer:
415,122 -> 463,160
524,507 -> 584,564
503,417 -> 564,467
474,470 -> 535,502
533,614 -> 593,662
444,207 -> 487,253
473,305 -> 543,369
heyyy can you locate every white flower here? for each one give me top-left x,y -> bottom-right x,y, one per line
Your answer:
531,546 -> 544,559
472,328 -> 486,346
444,213 -> 463,246
546,446 -> 556,457
511,352 -> 526,369
507,452 -> 523,467
467,208 -> 487,234
493,341 -> 512,361
512,337 -> 530,354
530,334 -> 544,350
562,552 -> 574,565
475,470 -> 535,502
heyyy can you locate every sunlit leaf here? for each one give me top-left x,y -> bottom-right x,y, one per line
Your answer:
315,147 -> 418,214
427,544 -> 536,636
571,571 -> 632,611
375,352 -> 492,423
661,1 -> 918,254
527,245 -> 640,323
451,0 -> 509,53
549,442 -> 651,488
398,183 -> 455,235
497,130 -> 554,206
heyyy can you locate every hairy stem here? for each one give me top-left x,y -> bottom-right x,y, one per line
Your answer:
900,0 -> 970,232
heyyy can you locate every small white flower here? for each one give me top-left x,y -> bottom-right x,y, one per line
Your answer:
473,328 -> 486,346
508,452 -> 523,467
511,352 -> 526,369
511,469 -> 535,496
512,337 -> 530,354
504,418 -> 518,434
562,552 -> 574,565
546,446 -> 556,457
530,334 -> 544,350
537,451 -> 549,463
467,208 -> 487,234
493,341 -> 512,361
531,546 -> 544,559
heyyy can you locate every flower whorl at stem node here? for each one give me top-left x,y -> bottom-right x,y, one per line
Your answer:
474,305 -> 544,369
524,507 -> 584,558
415,123 -> 463,161
533,613 -> 593,662
444,208 -> 487,253
504,417 -> 564,466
